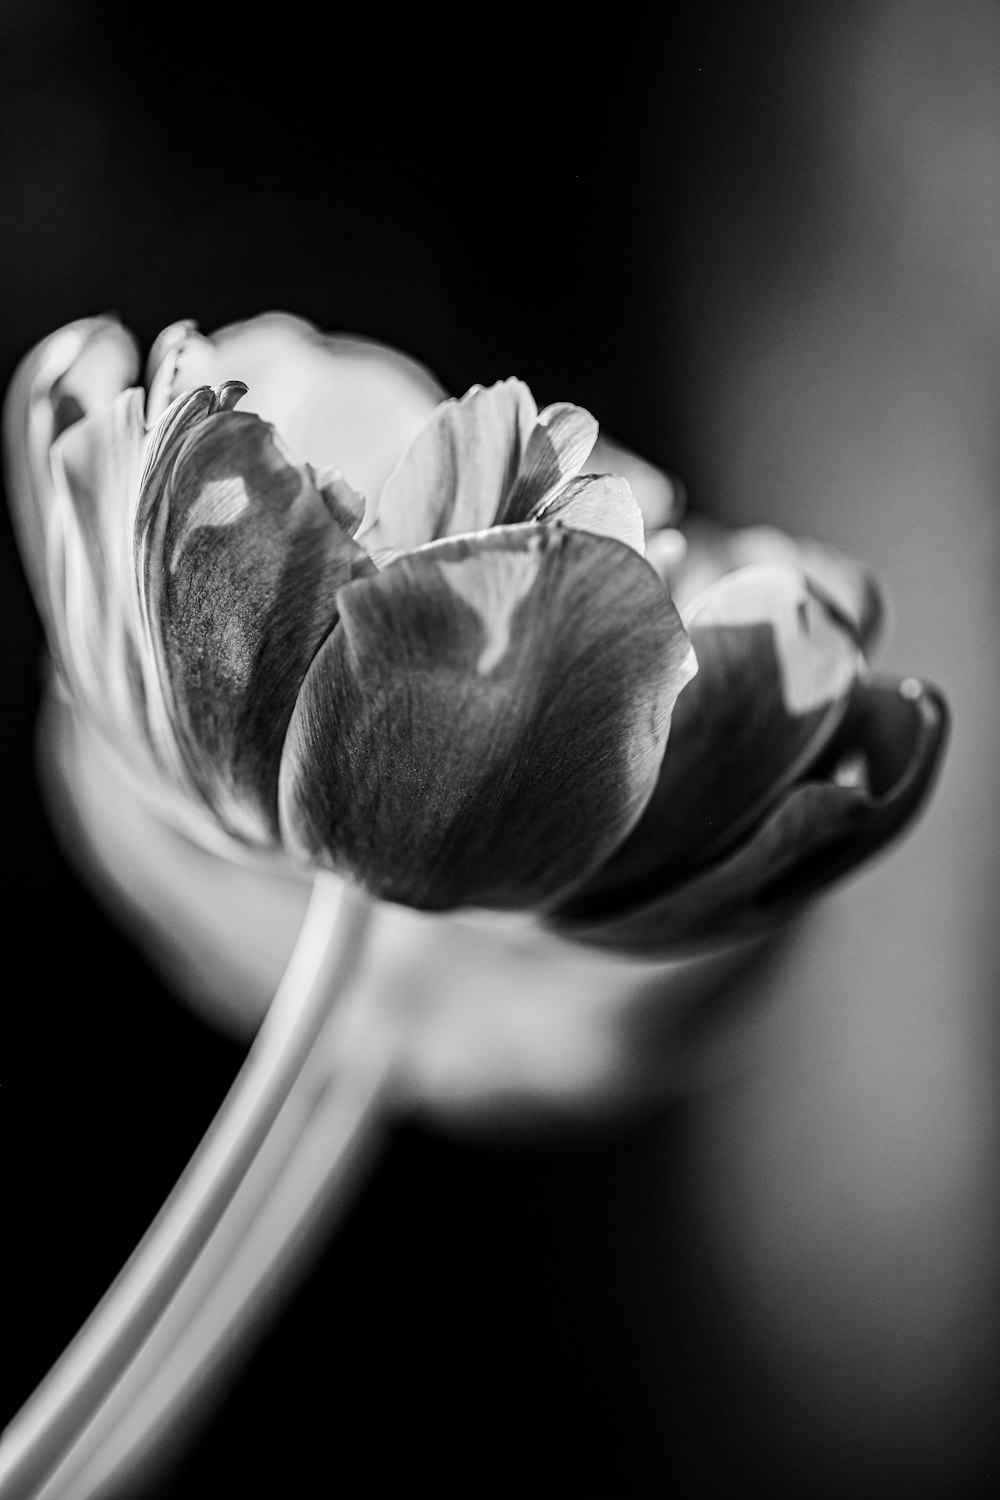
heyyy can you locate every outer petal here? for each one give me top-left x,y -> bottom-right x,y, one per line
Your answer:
659,516 -> 886,652
279,524 -> 695,911
144,404 -> 376,845
151,313 -> 445,502
3,316 -> 139,644
48,390 -> 157,759
366,378 -> 538,550
552,676 -> 947,953
566,564 -> 863,911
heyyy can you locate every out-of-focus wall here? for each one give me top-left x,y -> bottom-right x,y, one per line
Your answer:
662,5 -> 1000,1494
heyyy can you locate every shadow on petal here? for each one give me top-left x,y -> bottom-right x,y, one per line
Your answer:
662,517 -> 887,653
498,401 -> 598,523
551,675 -> 948,955
280,526 -> 694,911
565,565 -> 863,912
149,410 -> 376,844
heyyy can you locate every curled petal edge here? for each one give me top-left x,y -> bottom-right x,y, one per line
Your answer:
549,675 -> 948,956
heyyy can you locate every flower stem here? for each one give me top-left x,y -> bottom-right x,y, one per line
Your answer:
0,873 -> 387,1500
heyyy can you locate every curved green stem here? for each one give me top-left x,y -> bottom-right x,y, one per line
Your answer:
0,874 -> 383,1500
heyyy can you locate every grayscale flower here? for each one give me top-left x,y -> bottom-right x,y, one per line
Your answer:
5,312 -> 947,955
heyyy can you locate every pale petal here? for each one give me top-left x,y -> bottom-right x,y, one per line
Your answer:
49,390 -> 153,745
3,316 -> 138,631
661,517 -> 885,651
497,401 -> 598,522
367,378 -> 538,551
144,321 -> 218,424
186,313 -> 444,500
589,435 -> 687,531
532,474 -> 645,554
279,525 -> 694,911
553,677 -> 948,953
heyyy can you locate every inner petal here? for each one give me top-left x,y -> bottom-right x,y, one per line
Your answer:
366,378 -> 537,551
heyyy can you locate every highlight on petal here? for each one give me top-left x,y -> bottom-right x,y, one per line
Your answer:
552,676 -> 947,954
144,320 -> 207,424
279,525 -> 695,911
659,517 -> 886,652
159,313 -> 444,502
559,564 -> 863,914
143,407 -> 376,845
48,389 -> 152,746
497,401 -> 598,522
531,473 -> 645,554
3,317 -> 139,630
500,407 -> 646,552
366,377 -> 538,551
589,434 -> 687,532
368,378 -> 641,555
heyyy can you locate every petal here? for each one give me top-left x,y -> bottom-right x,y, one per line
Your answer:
552,676 -> 948,954
365,378 -> 538,550
589,434 -> 687,532
279,524 -> 695,911
3,316 -> 139,633
146,407 -> 376,845
560,564 -> 863,913
497,401 -> 598,521
54,387 -> 148,613
144,320 -> 216,424
314,467 -> 365,537
530,473 -> 645,554
169,313 -> 445,502
49,389 -> 154,743
660,517 -> 886,652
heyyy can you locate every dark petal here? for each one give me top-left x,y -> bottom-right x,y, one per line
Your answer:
366,379 -> 537,550
550,675 -> 948,955
567,564 -> 862,911
147,409 -> 375,845
141,386 -> 220,499
279,524 -> 695,911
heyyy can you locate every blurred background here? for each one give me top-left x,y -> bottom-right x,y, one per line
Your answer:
2,2 -> 999,1495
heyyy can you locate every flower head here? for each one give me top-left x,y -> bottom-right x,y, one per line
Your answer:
5,313 -> 947,951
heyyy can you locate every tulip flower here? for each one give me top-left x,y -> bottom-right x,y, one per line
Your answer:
0,313 -> 947,1499
7,312 -> 697,915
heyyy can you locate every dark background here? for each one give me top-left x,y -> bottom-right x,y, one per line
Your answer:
3,3 -> 999,1497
